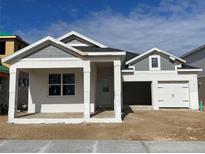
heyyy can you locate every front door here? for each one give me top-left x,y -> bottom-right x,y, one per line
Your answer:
96,67 -> 114,109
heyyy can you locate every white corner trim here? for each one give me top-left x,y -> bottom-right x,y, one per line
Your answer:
125,47 -> 186,65
57,31 -> 107,48
149,55 -> 161,71
2,36 -> 87,64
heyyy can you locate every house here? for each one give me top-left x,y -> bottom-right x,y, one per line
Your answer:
2,31 -> 201,124
0,33 -> 29,113
0,64 -> 9,113
181,44 -> 205,105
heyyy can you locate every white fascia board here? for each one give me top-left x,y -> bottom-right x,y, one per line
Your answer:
125,47 -> 186,65
87,52 -> 126,56
57,31 -> 107,48
121,69 -> 134,73
177,69 -> 202,72
67,43 -> 89,47
2,36 -> 87,63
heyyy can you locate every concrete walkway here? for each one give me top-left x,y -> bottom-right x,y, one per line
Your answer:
0,140 -> 205,153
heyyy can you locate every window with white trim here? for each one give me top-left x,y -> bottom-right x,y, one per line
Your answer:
48,74 -> 75,96
151,57 -> 158,68
149,55 -> 160,70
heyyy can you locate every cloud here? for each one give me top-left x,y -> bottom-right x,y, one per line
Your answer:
14,0 -> 205,56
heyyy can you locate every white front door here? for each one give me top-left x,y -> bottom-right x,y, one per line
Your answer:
157,81 -> 189,107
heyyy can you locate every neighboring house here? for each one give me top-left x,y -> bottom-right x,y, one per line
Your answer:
0,33 -> 29,112
181,45 -> 205,105
0,64 -> 9,113
2,31 -> 201,124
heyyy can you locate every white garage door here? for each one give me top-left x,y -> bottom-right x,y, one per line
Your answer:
157,81 -> 189,108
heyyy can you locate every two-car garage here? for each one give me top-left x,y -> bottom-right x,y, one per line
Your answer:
123,80 -> 190,109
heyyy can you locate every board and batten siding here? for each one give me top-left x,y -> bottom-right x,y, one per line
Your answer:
132,55 -> 175,71
24,45 -> 75,58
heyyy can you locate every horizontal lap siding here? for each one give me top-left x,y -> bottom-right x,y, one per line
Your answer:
24,45 -> 74,58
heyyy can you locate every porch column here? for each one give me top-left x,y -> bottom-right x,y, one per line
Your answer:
114,60 -> 122,121
8,68 -> 19,122
83,63 -> 91,119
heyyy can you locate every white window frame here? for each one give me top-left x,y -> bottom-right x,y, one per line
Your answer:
48,73 -> 75,96
149,55 -> 161,71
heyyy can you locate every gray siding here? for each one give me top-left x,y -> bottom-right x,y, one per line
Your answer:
189,59 -> 205,77
61,35 -> 95,46
184,48 -> 205,63
184,49 -> 205,76
133,57 -> 149,70
160,56 -> 175,70
24,45 -> 74,58
132,54 -> 175,71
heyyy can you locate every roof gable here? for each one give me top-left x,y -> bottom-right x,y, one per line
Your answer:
126,48 -> 186,65
24,44 -> 75,58
2,36 -> 86,64
58,31 -> 107,48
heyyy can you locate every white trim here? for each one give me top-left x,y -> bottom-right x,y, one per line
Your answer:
121,70 -> 134,73
133,70 -> 177,74
67,43 -> 89,47
58,31 -> 107,48
21,57 -> 81,61
177,69 -> 202,72
87,52 -> 126,56
2,36 -> 87,64
121,66 -> 135,73
125,47 -> 186,65
149,55 -> 161,71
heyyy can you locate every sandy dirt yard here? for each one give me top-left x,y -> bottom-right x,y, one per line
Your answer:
0,110 -> 205,141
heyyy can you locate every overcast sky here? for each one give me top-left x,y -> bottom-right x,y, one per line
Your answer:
1,0 -> 205,56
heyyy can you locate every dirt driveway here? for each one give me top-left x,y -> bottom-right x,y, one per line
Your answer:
0,110 -> 205,141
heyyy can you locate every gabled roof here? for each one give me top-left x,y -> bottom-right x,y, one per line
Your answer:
2,36 -> 87,64
2,34 -> 125,64
181,43 -> 205,58
125,47 -> 186,65
58,31 -> 107,48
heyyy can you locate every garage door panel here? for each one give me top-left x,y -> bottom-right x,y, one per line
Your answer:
157,82 -> 190,108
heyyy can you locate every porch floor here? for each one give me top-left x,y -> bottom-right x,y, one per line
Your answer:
15,111 -> 115,119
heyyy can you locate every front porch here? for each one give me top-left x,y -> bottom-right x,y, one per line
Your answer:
13,110 -> 117,124
8,59 -> 122,124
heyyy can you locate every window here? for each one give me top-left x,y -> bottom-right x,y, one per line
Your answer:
0,42 -> 6,55
151,57 -> 158,68
49,74 -> 61,96
63,74 -> 75,95
48,74 -> 75,96
149,55 -> 160,70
